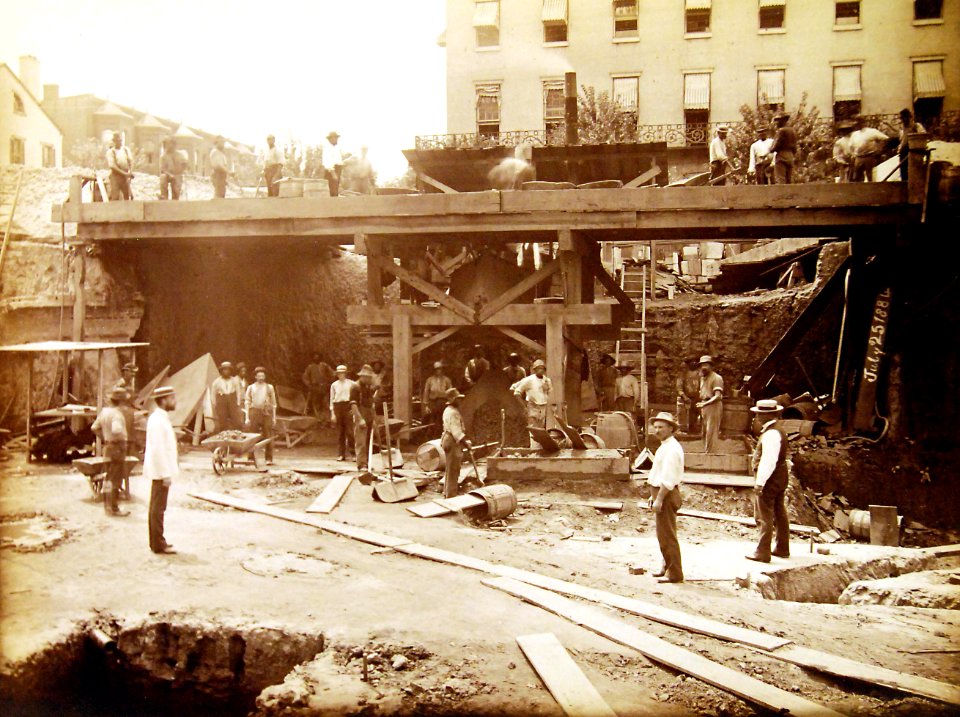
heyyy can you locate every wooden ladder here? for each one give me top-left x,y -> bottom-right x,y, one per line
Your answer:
0,166 -> 25,282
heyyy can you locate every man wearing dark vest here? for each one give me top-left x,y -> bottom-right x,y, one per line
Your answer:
746,399 -> 791,562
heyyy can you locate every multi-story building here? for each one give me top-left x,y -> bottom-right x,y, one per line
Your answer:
439,0 -> 956,145
0,56 -> 63,168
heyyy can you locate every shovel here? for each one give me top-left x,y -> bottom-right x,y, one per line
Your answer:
459,441 -> 484,489
372,402 -> 418,503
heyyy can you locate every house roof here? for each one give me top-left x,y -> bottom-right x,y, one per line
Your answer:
0,63 -> 65,136
93,100 -> 134,119
135,113 -> 168,129
173,123 -> 202,140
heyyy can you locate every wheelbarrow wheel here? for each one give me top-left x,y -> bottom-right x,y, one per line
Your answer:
90,476 -> 104,499
252,449 -> 264,471
212,447 -> 227,475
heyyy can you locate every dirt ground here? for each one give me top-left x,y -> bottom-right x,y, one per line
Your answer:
2,438 -> 960,716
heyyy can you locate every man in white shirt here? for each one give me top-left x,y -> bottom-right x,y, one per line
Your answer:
512,359 -> 552,432
105,132 -> 134,200
330,365 -> 359,461
747,128 -> 774,185
422,361 -> 453,434
850,120 -> 895,182
321,131 -> 345,197
209,136 -> 229,198
211,362 -> 243,432
91,386 -> 131,516
696,355 -> 724,454
245,367 -> 278,465
440,387 -> 471,498
646,412 -> 684,583
144,386 -> 179,554
746,399 -> 791,563
708,126 -> 730,185
898,108 -> 925,182
614,364 -> 640,417
261,134 -> 285,197
832,121 -> 855,182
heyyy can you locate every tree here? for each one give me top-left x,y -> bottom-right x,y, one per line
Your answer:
730,93 -> 834,183
547,85 -> 639,145
67,137 -> 148,171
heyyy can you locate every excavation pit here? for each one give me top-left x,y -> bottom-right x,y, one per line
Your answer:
0,617 -> 326,717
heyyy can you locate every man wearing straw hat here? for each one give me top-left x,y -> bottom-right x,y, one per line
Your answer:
144,386 -> 179,554
696,355 -> 724,453
91,386 -> 132,517
321,131 -> 345,197
646,412 -> 684,583
352,364 -> 379,471
330,365 -> 358,461
244,367 -> 278,466
212,361 -> 244,432
746,399 -> 791,563
441,387 -> 471,499
422,361 -> 453,435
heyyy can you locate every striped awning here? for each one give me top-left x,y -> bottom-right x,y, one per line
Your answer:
759,0 -> 786,7
542,0 -> 568,24
685,0 -> 712,9
473,1 -> 499,28
914,60 -> 946,100
613,77 -> 639,111
833,65 -> 862,102
684,73 -> 711,110
758,69 -> 785,105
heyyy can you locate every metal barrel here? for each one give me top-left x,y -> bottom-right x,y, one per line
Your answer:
468,484 -> 517,520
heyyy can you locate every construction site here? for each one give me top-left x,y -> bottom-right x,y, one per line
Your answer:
3,3 -> 960,716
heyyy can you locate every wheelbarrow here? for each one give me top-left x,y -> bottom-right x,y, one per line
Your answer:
201,431 -> 273,475
72,456 -> 139,499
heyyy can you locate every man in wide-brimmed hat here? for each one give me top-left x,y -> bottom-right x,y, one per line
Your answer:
441,387 -> 470,498
92,386 -> 132,517
770,113 -> 797,184
696,355 -> 724,453
614,363 -> 640,417
212,361 -> 243,432
114,361 -> 139,395
422,361 -> 453,436
746,399 -> 791,563
512,359 -> 552,444
322,131 -> 345,197
352,364 -> 380,470
646,412 -> 684,583
244,367 -> 277,465
144,386 -> 178,553
330,364 -> 359,461
748,126 -> 774,185
709,125 -> 731,184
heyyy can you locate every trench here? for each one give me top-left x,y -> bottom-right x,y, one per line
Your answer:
0,617 -> 326,717
748,552 -> 940,604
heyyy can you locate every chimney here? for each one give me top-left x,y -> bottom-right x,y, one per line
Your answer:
18,55 -> 41,99
44,84 -> 59,102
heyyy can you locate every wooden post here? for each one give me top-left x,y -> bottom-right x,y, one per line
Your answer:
96,349 -> 104,456
649,240 -> 657,301
392,313 -> 412,438
907,132 -> 929,205
71,250 -> 86,398
68,175 -> 83,205
365,235 -> 384,307
25,354 -> 32,463
546,313 -> 564,428
564,72 -> 578,146
61,351 -> 69,403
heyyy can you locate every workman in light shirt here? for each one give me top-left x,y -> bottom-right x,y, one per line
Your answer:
261,134 -> 284,197
696,355 -> 724,453
330,365 -> 359,461
748,127 -> 774,185
91,386 -> 132,517
440,387 -> 471,499
708,126 -> 731,184
321,131 -> 345,197
645,412 -> 684,583
614,363 -> 640,418
245,367 -> 278,465
144,386 -> 179,554
745,399 -> 791,563
512,359 -> 552,437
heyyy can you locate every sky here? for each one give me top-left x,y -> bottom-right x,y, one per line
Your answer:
1,0 -> 448,181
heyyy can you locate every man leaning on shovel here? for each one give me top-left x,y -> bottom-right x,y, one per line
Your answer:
440,387 -> 471,499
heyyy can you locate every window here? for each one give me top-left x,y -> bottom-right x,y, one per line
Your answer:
613,76 -> 639,112
41,143 -> 56,168
543,81 -> 565,134
833,65 -> 862,119
757,69 -> 785,109
542,0 -> 569,43
913,60 -> 946,126
685,0 -> 711,34
914,0 -> 943,20
835,1 -> 860,26
683,73 -> 711,142
759,0 -> 785,30
476,85 -> 501,138
473,1 -> 500,48
13,92 -> 25,115
613,0 -> 638,38
9,137 -> 25,165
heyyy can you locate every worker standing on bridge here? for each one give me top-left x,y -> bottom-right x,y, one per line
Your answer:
440,387 -> 470,499
262,134 -> 285,197
512,359 -> 552,436
770,114 -> 797,184
321,131 -> 345,197
106,132 -> 134,200
832,121 -> 855,182
708,126 -> 731,184
696,355 -> 724,453
748,128 -> 774,185
209,136 -> 229,199
160,137 -> 184,200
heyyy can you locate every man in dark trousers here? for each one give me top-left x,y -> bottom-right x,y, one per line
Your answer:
746,399 -> 791,562
330,365 -> 358,461
441,387 -> 470,499
464,345 -> 490,388
352,364 -> 379,470
144,386 -> 178,554
770,113 -> 797,184
244,367 -> 278,465
105,132 -> 134,200
91,387 -> 131,517
262,134 -> 285,197
646,412 -> 684,583
211,362 -> 243,432
303,353 -> 333,419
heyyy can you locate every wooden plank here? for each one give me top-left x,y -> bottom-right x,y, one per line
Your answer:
477,260 -> 560,323
348,303 -> 613,327
683,452 -> 751,473
392,313 -> 413,434
485,578 -> 842,717
924,543 -> 960,558
637,503 -> 819,536
495,327 -> 545,353
546,313 -> 564,424
623,163 -> 662,189
582,253 -> 633,318
670,473 -> 755,488
307,473 -> 354,513
416,172 -> 459,194
766,645 -> 960,708
406,493 -> 486,518
489,450 -> 631,479
413,326 -> 460,355
516,633 -> 617,717
378,259 -> 475,323
723,238 -> 822,266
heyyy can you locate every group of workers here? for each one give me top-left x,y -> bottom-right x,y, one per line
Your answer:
709,112 -> 798,186
210,361 -> 278,464
832,108 -> 924,183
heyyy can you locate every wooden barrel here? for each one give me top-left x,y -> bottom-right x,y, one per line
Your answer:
721,399 -> 751,433
416,439 -> 445,471
783,401 -> 819,421
593,412 -> 638,451
303,179 -> 325,198
849,509 -> 870,539
468,484 -> 517,520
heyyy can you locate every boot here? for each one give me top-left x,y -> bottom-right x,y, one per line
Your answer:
105,487 -> 129,517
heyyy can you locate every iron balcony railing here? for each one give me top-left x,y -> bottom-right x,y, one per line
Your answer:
414,110 -> 959,150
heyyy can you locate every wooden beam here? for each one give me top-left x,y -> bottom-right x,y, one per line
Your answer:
495,327 -> 545,354
561,251 -> 583,305
413,326 -> 460,355
546,314 -> 564,426
477,260 -> 560,323
484,578 -> 844,717
306,474 -> 354,513
516,634 -> 617,717
365,236 -> 384,308
348,303 -> 614,327
416,171 -> 459,195
624,162 -> 662,189
378,259 -> 476,323
582,252 -> 634,320
70,250 -> 86,400
392,313 -> 413,433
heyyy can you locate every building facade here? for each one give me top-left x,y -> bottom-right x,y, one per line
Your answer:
441,0 -> 956,143
0,57 -> 63,168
